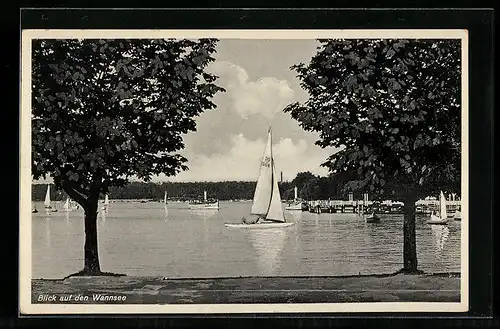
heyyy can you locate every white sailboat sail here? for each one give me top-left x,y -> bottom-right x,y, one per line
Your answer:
44,185 -> 51,208
64,198 -> 70,211
204,190 -> 207,201
251,129 -> 274,216
250,128 -> 285,222
439,191 -> 447,220
265,159 -> 285,222
104,194 -> 109,206
294,186 -> 298,200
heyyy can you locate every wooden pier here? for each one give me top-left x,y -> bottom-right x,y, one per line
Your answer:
300,199 -> 461,215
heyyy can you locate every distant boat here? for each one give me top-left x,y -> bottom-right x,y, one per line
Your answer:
188,190 -> 219,210
285,186 -> 303,211
225,128 -> 293,229
44,185 -> 57,212
453,210 -> 461,221
364,213 -> 381,223
426,191 -> 449,225
101,194 -> 109,210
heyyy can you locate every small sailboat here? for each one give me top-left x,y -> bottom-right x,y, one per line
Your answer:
426,191 -> 449,225
101,194 -> 109,210
188,190 -> 219,210
63,197 -> 72,212
285,186 -> 303,211
44,185 -> 57,212
225,128 -> 293,229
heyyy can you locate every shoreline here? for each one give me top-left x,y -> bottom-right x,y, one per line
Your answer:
32,272 -> 461,304
35,270 -> 461,281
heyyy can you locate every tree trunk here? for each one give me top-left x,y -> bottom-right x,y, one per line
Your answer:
401,195 -> 420,273
83,199 -> 101,274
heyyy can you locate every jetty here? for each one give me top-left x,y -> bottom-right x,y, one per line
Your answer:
291,192 -> 461,215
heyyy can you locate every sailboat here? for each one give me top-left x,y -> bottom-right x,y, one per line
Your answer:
188,190 -> 219,210
44,185 -> 57,212
285,186 -> 303,211
63,197 -> 72,212
426,191 -> 449,225
101,194 -> 109,210
225,128 -> 293,229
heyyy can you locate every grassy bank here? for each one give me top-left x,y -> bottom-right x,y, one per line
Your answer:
32,272 -> 460,304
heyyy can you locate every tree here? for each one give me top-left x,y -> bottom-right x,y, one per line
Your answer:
284,39 -> 461,273
32,39 -> 225,276
291,171 -> 317,192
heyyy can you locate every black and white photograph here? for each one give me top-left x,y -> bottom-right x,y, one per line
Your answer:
20,29 -> 468,314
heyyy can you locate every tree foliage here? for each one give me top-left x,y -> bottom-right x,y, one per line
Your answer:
284,38 -> 461,273
284,39 -> 461,200
31,38 -> 225,275
32,38 -> 225,202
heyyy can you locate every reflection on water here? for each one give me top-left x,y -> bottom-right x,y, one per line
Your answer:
31,201 -> 461,279
45,219 -> 51,247
247,229 -> 289,275
100,209 -> 107,221
431,225 -> 450,254
187,209 -> 219,220
285,211 -> 302,224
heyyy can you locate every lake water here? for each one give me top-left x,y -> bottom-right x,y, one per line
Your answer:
31,200 -> 461,279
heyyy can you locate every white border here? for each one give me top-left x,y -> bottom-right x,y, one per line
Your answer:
19,29 -> 469,315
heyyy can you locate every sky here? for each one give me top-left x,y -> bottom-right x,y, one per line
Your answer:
35,39 -> 340,184
161,39 -> 337,182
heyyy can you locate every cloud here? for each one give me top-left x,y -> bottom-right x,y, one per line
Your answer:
208,61 -> 295,119
165,133 -> 330,182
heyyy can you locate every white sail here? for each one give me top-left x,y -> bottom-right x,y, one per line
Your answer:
265,159 -> 285,222
44,185 -> 51,208
251,129 -> 274,216
64,198 -> 70,210
104,194 -> 109,206
294,186 -> 298,200
204,190 -> 207,201
439,191 -> 447,220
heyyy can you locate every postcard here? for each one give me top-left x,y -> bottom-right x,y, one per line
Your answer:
20,28 -> 468,315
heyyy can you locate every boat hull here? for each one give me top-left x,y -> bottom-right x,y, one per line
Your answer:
285,203 -> 302,211
425,215 -> 449,225
365,217 -> 381,223
188,202 -> 219,210
225,222 -> 294,229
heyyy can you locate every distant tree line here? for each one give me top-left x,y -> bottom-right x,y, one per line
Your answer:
32,180 -> 294,202
32,170 -> 401,202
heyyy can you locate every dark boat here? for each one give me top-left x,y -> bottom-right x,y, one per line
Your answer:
365,213 -> 381,223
